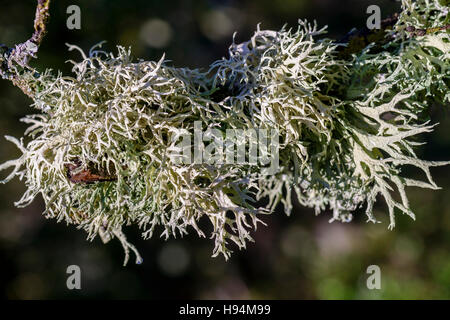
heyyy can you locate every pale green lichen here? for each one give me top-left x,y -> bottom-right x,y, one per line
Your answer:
0,0 -> 449,264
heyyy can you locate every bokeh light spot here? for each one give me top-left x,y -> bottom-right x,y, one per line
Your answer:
139,18 -> 173,48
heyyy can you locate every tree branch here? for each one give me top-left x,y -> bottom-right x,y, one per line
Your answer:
0,0 -> 51,97
32,0 -> 51,46
336,13 -> 450,59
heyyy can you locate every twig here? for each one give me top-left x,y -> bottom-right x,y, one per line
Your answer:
0,0 -> 51,97
32,0 -> 51,46
336,12 -> 449,59
405,24 -> 450,36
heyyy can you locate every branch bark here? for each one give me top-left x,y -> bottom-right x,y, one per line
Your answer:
0,0 -> 51,97
336,13 -> 449,59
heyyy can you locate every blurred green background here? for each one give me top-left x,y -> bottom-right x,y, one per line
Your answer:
0,0 -> 449,299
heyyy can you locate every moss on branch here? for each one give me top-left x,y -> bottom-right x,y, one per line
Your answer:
0,0 -> 449,265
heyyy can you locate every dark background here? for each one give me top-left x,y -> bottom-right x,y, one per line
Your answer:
0,0 -> 449,299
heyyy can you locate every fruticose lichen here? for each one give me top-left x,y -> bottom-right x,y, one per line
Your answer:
0,0 -> 449,264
